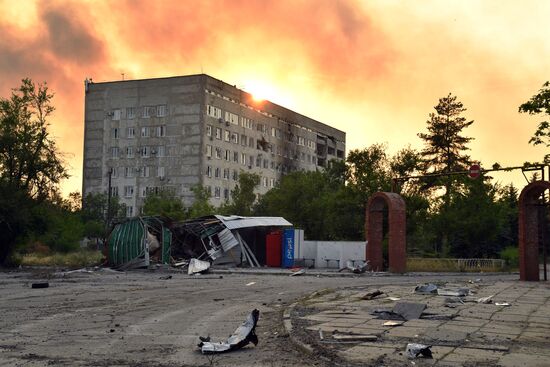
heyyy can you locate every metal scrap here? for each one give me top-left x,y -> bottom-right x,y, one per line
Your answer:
392,302 -> 426,320
362,290 -> 384,300
406,343 -> 433,359
437,288 -> 470,297
477,295 -> 494,304
414,283 -> 438,294
187,258 -> 211,275
198,309 -> 260,354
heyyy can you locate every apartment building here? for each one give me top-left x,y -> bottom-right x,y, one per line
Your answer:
83,74 -> 346,216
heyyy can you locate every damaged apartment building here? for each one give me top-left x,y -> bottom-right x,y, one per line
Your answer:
83,74 -> 346,216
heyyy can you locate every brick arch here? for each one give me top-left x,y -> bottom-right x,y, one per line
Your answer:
519,181 -> 550,281
365,192 -> 406,273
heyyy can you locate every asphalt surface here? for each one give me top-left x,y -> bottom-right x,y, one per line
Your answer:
0,268 -> 519,366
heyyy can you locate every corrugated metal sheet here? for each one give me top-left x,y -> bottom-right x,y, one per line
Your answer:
215,215 -> 292,230
217,228 -> 239,252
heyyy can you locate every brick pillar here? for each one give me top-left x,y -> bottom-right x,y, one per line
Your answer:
366,192 -> 407,273
366,209 -> 384,271
518,181 -> 550,281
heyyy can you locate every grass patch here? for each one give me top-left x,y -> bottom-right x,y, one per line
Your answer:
20,250 -> 104,268
407,257 -> 504,272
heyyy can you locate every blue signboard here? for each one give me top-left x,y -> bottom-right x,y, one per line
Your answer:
282,228 -> 295,268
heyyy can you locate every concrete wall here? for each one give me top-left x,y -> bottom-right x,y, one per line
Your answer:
297,241 -> 366,269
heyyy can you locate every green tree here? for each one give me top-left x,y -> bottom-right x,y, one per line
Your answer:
188,185 -> 215,218
222,171 -> 260,216
519,81 -> 550,162
418,93 -> 474,203
81,192 -> 126,240
142,190 -> 186,220
0,79 -> 68,264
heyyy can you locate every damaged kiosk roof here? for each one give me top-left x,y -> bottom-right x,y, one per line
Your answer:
214,215 -> 292,229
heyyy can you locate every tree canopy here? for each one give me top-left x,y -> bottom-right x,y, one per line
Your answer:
519,81 -> 550,162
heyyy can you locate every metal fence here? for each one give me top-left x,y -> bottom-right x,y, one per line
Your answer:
407,257 -> 506,272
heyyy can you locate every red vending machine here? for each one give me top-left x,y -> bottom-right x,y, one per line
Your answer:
265,231 -> 282,267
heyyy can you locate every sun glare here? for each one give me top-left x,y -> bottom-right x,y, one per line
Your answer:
244,80 -> 293,107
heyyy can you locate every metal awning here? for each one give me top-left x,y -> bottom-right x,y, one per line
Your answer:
214,215 -> 292,230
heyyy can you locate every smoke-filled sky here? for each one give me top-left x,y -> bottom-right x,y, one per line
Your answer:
1,0 -> 549,195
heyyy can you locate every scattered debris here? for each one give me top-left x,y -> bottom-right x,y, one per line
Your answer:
437,288 -> 469,297
198,309 -> 260,354
289,268 -> 306,276
406,343 -> 433,359
174,261 -> 188,267
414,283 -> 438,294
477,295 -> 494,304
495,302 -> 511,307
383,321 -> 404,327
187,258 -> 211,275
444,297 -> 464,304
468,278 -> 482,284
246,282 -> 256,286
159,275 -> 172,280
393,302 -> 426,321
371,309 -> 406,321
420,313 -> 455,321
319,329 -> 324,340
31,282 -> 49,289
362,290 -> 384,300
339,260 -> 369,274
388,297 -> 401,301
332,334 -> 377,341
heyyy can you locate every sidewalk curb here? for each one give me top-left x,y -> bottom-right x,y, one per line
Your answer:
283,302 -> 314,355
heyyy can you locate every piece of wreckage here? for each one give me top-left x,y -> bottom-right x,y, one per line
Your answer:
198,309 -> 260,354
107,215 -> 292,270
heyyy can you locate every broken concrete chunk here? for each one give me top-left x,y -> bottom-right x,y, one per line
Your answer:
414,283 -> 438,294
392,302 -> 426,320
477,295 -> 494,304
406,343 -> 433,359
198,309 -> 260,354
188,258 -> 211,275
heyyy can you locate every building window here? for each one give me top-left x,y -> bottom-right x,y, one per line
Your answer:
140,146 -> 149,158
127,127 -> 135,138
156,126 -> 165,137
256,156 -> 261,167
262,177 -> 268,187
206,165 -> 212,177
124,167 -> 133,178
297,136 -> 305,146
225,149 -> 231,161
157,166 -> 165,178
124,185 -> 134,197
110,167 -> 118,178
241,153 -> 247,165
126,146 -> 134,158
263,159 -> 269,168
233,151 -> 239,163
143,106 -> 155,118
241,117 -> 253,129
206,125 -> 212,137
223,188 -> 229,200
231,132 -> 239,144
111,147 -> 119,158
126,107 -> 135,119
140,166 -> 150,177
214,186 -> 221,198
271,127 -> 276,137
337,149 -> 344,159
126,205 -> 133,217
207,105 -> 222,119
157,104 -> 167,117
249,155 -> 254,167
215,147 -> 222,159
223,168 -> 229,180
224,111 -> 238,125
248,137 -> 254,147
112,128 -> 119,139
157,145 -> 165,157
232,170 -> 238,181
206,144 -> 212,158
110,186 -> 119,197
224,130 -> 230,142
215,127 -> 222,140
205,186 -> 212,197
141,127 -> 149,137
215,167 -> 221,178
111,109 -> 121,120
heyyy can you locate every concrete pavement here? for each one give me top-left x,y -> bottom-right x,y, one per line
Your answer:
285,279 -> 550,366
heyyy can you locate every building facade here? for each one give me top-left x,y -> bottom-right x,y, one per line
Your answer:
83,74 -> 346,216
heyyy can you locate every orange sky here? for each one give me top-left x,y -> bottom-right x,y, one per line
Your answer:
1,0 -> 549,195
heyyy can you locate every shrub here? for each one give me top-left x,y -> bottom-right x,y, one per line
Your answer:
500,246 -> 519,269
